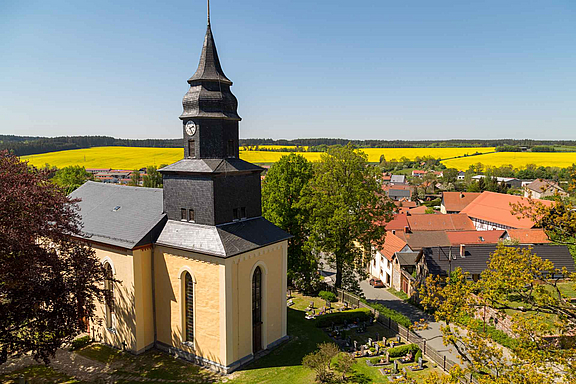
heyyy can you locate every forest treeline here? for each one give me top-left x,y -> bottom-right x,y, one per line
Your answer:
2,134 -> 576,156
0,135 -> 182,156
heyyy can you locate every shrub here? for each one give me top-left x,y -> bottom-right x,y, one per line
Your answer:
302,342 -> 340,383
319,290 -> 337,303
314,308 -> 372,328
387,343 -> 420,358
70,335 -> 92,351
414,348 -> 422,362
360,299 -> 412,328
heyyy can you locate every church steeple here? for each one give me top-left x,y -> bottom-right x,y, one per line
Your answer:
180,4 -> 240,159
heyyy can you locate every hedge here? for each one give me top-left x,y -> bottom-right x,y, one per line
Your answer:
361,299 -> 412,328
70,335 -> 92,351
314,308 -> 373,328
387,343 -> 420,358
319,290 -> 337,303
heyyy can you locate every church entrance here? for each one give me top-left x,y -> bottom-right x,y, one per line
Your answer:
252,266 -> 262,353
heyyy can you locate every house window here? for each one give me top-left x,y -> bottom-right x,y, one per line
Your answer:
188,209 -> 195,222
188,140 -> 196,158
104,263 -> 114,329
241,207 -> 246,219
181,208 -> 187,221
227,140 -> 235,157
184,272 -> 194,343
233,208 -> 239,221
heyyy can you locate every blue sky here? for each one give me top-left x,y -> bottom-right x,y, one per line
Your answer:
1,0 -> 575,140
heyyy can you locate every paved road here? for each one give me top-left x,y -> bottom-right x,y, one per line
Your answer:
360,279 -> 462,363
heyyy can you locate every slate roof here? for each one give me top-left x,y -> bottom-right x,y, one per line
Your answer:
460,191 -> 553,229
394,251 -> 421,266
407,213 -> 475,231
69,181 -> 166,249
390,175 -> 406,184
423,244 -> 575,276
395,230 -> 451,250
446,230 -> 505,245
188,23 -> 232,85
525,179 -> 566,195
441,192 -> 482,213
156,217 -> 291,258
159,158 -> 263,174
388,189 -> 411,199
505,229 -> 550,244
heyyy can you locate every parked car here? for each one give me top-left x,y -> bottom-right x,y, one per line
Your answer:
369,278 -> 384,288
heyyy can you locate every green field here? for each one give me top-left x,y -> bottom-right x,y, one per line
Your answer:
22,146 -> 495,169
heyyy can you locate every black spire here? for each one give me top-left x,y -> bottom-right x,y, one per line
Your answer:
187,23 -> 232,86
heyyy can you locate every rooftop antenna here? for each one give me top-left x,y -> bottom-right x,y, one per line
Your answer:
207,0 -> 211,25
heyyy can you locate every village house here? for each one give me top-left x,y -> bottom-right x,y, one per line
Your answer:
440,191 -> 481,214
471,175 -> 522,189
460,191 -> 553,230
523,179 -> 568,199
69,15 -> 290,373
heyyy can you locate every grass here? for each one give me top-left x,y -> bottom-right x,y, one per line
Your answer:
387,287 -> 409,301
62,292 -> 438,383
21,146 -> 497,170
0,365 -> 81,383
76,344 -> 218,383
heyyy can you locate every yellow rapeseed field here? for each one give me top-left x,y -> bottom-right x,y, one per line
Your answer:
441,152 -> 576,170
21,146 -> 497,169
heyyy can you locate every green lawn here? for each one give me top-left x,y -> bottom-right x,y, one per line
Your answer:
69,292 -> 441,383
387,287 -> 409,301
0,365 -> 81,384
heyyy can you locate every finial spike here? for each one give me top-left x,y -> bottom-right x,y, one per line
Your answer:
207,0 -> 210,25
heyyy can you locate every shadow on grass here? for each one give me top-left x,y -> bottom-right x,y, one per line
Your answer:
235,307 -> 332,372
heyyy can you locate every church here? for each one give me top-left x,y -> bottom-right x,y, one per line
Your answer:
70,9 -> 290,373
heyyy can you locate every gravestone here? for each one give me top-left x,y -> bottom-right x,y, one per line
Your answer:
360,345 -> 365,356
310,301 -> 314,309
375,343 -> 379,355
385,351 -> 390,364
393,359 -> 398,374
354,340 -> 358,351
368,338 -> 373,347
396,335 -> 401,343
418,356 -> 423,369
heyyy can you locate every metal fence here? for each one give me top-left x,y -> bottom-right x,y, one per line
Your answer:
332,287 -> 479,383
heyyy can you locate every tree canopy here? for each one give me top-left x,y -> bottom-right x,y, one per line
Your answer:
262,154 -> 317,290
52,165 -> 92,194
0,151 -> 105,364
299,144 -> 395,290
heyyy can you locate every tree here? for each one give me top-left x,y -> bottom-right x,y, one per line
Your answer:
299,144 -> 395,289
52,165 -> 91,194
0,151 -> 105,364
128,169 -> 141,186
334,352 -> 355,381
302,342 -> 340,383
420,244 -> 576,384
262,154 -> 317,290
142,165 -> 166,188
442,168 -> 459,184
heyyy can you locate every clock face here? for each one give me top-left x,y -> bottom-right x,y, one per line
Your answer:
185,121 -> 197,136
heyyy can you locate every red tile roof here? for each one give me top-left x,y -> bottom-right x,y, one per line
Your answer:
460,191 -> 553,229
395,200 -> 417,208
382,213 -> 409,231
378,231 -> 408,261
407,213 -> 475,231
506,229 -> 550,244
408,206 -> 429,215
441,192 -> 482,212
446,230 -> 505,245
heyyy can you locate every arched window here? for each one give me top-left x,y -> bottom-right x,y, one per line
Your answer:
252,266 -> 262,353
184,272 -> 194,343
104,263 -> 114,329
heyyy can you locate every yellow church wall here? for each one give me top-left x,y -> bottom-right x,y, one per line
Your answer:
154,246 -> 223,365
231,241 -> 287,363
91,243 -> 137,352
132,247 -> 154,353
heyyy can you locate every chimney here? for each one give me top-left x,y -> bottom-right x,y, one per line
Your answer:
404,226 -> 410,233
460,244 -> 466,257
392,230 -> 396,235
460,192 -> 464,198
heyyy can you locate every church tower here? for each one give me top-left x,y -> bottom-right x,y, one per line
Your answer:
159,10 -> 264,226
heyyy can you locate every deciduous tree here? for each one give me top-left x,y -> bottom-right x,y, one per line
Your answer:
299,144 -> 395,289
52,165 -> 91,194
262,154 -> 317,290
0,151 -> 105,365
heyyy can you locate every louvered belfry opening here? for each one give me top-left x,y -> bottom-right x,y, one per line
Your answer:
252,267 -> 262,353
185,272 -> 194,343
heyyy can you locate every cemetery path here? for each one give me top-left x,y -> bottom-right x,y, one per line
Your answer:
359,279 -> 463,365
